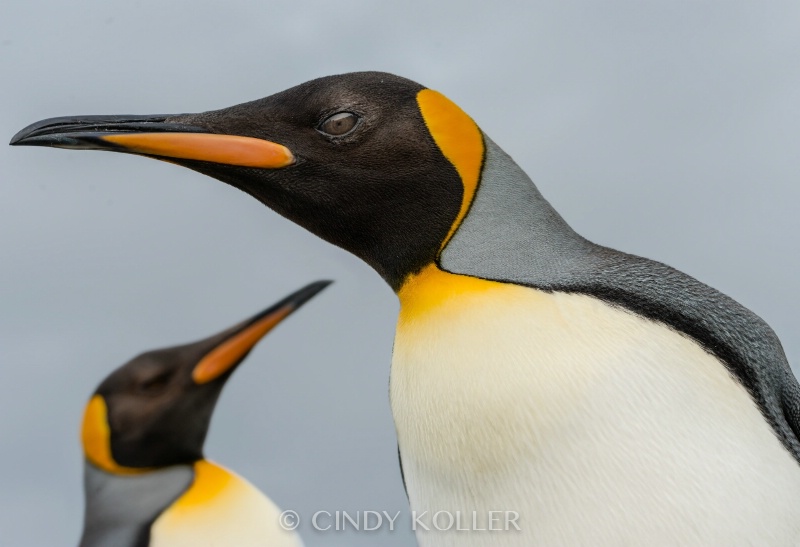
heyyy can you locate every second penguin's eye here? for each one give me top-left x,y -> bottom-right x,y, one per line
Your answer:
319,112 -> 359,136
138,371 -> 172,394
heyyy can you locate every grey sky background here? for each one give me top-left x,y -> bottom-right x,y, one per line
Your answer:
2,2 -> 799,545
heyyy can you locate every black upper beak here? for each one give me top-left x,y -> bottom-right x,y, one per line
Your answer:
10,114 -> 202,148
253,279 -> 333,318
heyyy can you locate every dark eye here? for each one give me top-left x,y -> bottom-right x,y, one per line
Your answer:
319,112 -> 359,136
137,371 -> 172,394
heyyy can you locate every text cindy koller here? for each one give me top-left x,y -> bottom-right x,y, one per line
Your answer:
278,509 -> 521,533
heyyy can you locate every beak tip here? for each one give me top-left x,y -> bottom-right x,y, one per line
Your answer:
292,279 -> 333,307
267,279 -> 334,316
9,130 -> 27,146
10,118 -> 55,146
302,279 -> 334,300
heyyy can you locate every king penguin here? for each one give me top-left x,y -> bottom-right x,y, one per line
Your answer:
13,72 -> 800,545
76,281 -> 329,547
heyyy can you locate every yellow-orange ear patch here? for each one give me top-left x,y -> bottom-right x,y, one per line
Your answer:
80,395 -> 149,475
416,89 -> 484,252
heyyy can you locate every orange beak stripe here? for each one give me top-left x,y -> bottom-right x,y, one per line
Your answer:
192,306 -> 294,384
101,133 -> 295,168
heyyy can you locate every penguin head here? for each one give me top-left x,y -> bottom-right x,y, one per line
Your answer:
11,72 -> 485,290
80,281 -> 330,473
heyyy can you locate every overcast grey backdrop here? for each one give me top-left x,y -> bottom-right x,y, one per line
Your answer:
2,1 -> 799,545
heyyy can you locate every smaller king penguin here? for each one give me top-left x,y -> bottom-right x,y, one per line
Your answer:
77,281 -> 330,547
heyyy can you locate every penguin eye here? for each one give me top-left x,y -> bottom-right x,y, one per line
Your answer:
137,371 -> 172,394
318,112 -> 359,137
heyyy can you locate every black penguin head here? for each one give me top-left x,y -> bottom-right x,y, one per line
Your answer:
80,281 -> 330,473
11,72 -> 486,290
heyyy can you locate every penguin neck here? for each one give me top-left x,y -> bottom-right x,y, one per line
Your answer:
79,460 -> 194,547
435,135 -> 594,286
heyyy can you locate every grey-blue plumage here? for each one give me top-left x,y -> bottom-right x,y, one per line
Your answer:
79,463 -> 192,547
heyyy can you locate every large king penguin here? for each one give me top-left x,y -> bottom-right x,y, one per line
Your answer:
76,281 -> 329,547
13,73 -> 800,545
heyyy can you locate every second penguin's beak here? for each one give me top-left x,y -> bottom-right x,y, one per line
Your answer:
192,280 -> 332,384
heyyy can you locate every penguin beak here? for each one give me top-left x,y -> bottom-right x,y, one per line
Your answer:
192,280 -> 332,384
10,114 -> 295,169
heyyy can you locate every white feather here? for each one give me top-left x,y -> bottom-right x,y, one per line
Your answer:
392,279 -> 800,546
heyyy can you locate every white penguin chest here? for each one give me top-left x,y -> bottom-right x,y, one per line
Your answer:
150,460 -> 302,547
391,267 -> 800,546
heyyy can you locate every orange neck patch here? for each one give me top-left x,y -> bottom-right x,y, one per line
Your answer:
80,395 -> 150,475
167,460 -> 232,512
416,89 -> 484,253
398,264 -> 499,325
